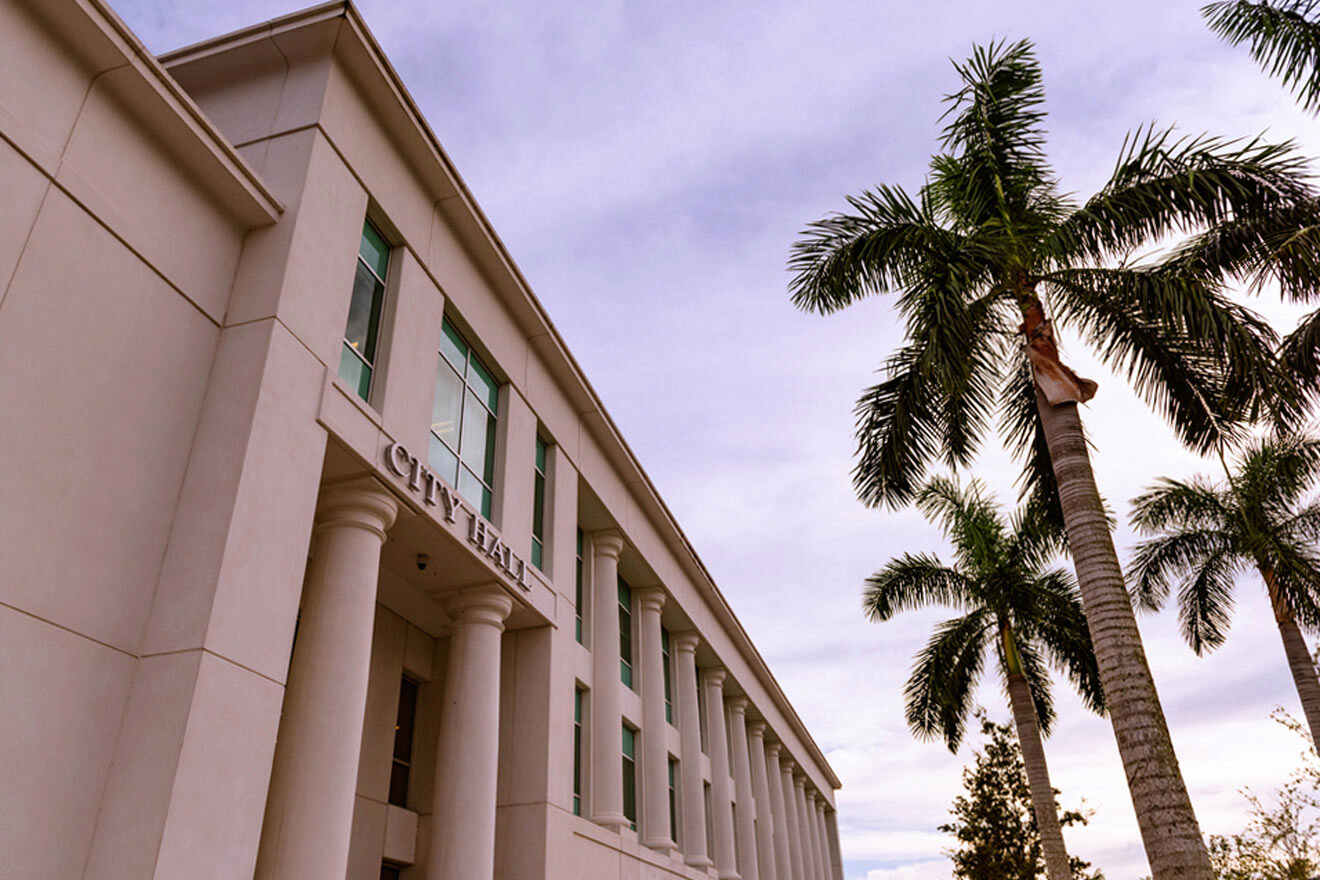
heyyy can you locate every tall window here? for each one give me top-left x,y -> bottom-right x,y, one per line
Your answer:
732,802 -> 741,871
573,686 -> 585,816
575,528 -> 584,645
531,437 -> 547,570
618,578 -> 634,689
704,782 -> 715,857
661,627 -> 673,724
388,677 -> 418,807
339,219 -> 389,402
668,757 -> 679,846
380,864 -> 400,880
622,725 -> 638,831
430,318 -> 499,518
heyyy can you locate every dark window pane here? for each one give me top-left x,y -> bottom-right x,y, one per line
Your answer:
428,434 -> 459,487
344,261 -> 384,363
535,437 -> 547,473
359,220 -> 390,280
380,864 -> 401,880
393,678 -> 418,761
338,344 -> 372,401
440,319 -> 468,371
480,485 -> 492,520
622,725 -> 637,828
532,471 -> 546,541
388,760 -> 409,807
431,362 -> 463,448
531,537 -> 543,569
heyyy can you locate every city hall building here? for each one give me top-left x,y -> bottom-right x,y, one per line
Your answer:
0,2 -> 845,879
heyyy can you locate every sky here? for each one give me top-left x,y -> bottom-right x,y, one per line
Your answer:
119,1 -> 1320,877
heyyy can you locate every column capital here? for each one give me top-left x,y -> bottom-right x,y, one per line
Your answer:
747,720 -> 767,739
590,529 -> 625,560
700,666 -> 727,687
726,695 -> 749,716
634,586 -> 666,613
806,789 -> 818,805
671,631 -> 700,654
780,755 -> 797,773
764,741 -> 782,759
314,477 -> 398,539
793,773 -> 807,789
447,585 -> 514,630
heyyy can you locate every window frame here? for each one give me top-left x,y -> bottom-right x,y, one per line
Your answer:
618,577 -> 634,689
667,756 -> 679,846
661,626 -> 673,724
387,675 -> 419,808
429,317 -> 500,518
575,528 -> 585,645
573,685 -> 586,817
338,218 -> 390,403
622,723 -> 638,831
531,436 -> 548,570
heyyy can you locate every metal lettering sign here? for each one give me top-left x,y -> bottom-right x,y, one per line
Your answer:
385,441 -> 530,591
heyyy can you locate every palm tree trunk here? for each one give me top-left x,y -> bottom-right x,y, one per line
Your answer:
1004,661 -> 1073,880
1034,388 -> 1212,879
1263,566 -> 1320,750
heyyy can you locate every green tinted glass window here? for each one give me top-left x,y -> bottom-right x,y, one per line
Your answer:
575,528 -> 584,644
618,578 -> 633,689
531,437 -> 547,571
429,317 -> 499,518
622,725 -> 637,829
668,757 -> 679,845
661,627 -> 673,724
573,687 -> 585,816
338,220 -> 389,402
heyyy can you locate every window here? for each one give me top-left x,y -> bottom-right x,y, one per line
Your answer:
622,724 -> 638,831
668,757 -> 679,845
618,578 -> 634,689
388,676 -> 418,807
573,686 -> 585,816
732,802 -> 741,872
531,437 -> 548,570
380,864 -> 400,880
575,528 -> 584,645
703,782 -> 715,857
339,219 -> 389,402
661,627 -> 673,724
429,318 -> 499,518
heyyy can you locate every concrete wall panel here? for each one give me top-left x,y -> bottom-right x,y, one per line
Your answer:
0,606 -> 134,880
0,189 -> 217,651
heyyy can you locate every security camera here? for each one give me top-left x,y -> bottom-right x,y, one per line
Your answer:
416,553 -> 430,572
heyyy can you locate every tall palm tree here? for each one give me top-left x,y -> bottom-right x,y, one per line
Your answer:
789,40 -> 1319,878
1203,1 -> 1320,406
866,477 -> 1104,880
1130,434 -> 1320,747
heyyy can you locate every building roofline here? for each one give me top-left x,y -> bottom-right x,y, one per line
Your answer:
44,0 -> 284,226
160,1 -> 840,791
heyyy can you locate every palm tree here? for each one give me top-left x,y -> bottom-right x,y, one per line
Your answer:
789,40 -> 1319,878
1203,1 -> 1320,406
1130,434 -> 1320,747
866,477 -> 1104,880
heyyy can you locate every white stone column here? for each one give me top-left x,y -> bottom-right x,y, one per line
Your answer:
764,743 -> 792,880
427,586 -> 514,879
801,782 -> 822,880
702,668 -> 739,879
808,791 -> 827,880
779,758 -> 804,880
589,530 -> 629,830
672,633 -> 711,868
815,801 -> 833,880
636,587 -> 671,851
728,698 -> 760,880
747,722 -> 778,880
825,808 -> 843,880
793,774 -> 814,880
254,479 -> 397,880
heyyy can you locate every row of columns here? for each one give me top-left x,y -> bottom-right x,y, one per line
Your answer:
585,529 -> 840,880
253,479 -> 516,880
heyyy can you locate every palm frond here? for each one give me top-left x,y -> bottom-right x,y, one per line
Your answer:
1280,307 -> 1320,403
1047,266 -> 1278,452
999,348 -> 1066,527
1176,546 -> 1241,653
1204,1 -> 1320,113
1130,477 -> 1231,533
1046,126 -> 1313,266
1021,569 -> 1107,716
1128,530 -> 1237,623
1008,635 -> 1057,736
904,610 -> 992,752
863,553 -> 978,620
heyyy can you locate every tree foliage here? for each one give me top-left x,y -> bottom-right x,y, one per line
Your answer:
939,712 -> 1103,880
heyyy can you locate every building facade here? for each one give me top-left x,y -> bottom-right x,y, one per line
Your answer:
0,2 -> 844,879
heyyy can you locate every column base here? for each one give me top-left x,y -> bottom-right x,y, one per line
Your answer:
718,870 -> 743,880
684,855 -> 714,869
642,837 -> 674,854
592,812 -> 631,831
